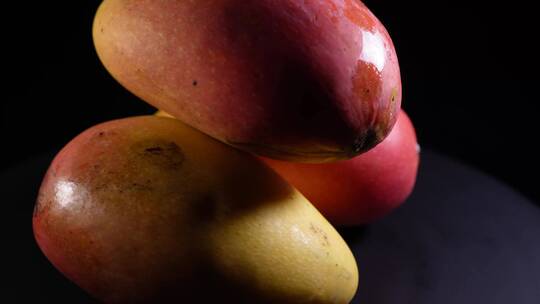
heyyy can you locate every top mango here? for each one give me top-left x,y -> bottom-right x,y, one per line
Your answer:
93,0 -> 401,162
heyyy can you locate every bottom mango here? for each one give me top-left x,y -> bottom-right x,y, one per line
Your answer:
33,116 -> 358,303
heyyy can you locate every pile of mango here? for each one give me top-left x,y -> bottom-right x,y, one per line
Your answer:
33,1 -> 419,303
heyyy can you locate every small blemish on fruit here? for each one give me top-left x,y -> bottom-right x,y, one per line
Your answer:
352,135 -> 366,154
390,87 -> 399,105
130,182 -> 153,191
192,80 -> 198,86
352,128 -> 381,155
145,146 -> 164,154
310,223 -> 330,247
134,140 -> 185,170
94,130 -> 118,139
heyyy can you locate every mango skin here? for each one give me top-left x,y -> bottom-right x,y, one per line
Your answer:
93,0 -> 402,162
262,111 -> 419,225
33,116 -> 358,303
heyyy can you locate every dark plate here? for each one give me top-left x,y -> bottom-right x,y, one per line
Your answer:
3,150 -> 540,303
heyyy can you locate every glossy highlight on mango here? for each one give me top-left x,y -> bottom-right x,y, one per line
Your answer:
33,116 -> 358,303
93,0 -> 402,162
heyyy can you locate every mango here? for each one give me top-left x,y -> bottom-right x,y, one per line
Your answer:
33,116 -> 358,303
93,0 -> 402,162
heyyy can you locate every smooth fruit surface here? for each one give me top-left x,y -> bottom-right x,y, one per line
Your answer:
93,0 -> 402,162
33,116 -> 358,303
263,110 -> 419,225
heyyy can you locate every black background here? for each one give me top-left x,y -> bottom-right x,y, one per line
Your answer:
2,0 -> 539,203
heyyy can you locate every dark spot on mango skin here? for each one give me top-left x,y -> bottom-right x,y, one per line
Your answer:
93,130 -> 119,140
144,146 -> 164,154
310,222 -> 330,247
129,182 -> 154,192
351,127 -> 380,155
132,140 -> 185,171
